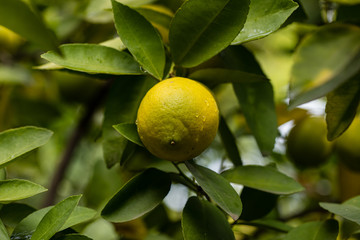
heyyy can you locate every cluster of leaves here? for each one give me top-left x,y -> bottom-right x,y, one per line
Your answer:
2,0 -> 360,239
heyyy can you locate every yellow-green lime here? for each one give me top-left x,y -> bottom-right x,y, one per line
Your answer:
136,77 -> 219,162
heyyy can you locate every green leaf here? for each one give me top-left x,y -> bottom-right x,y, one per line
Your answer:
326,75 -> 360,140
283,219 -> 338,240
0,179 -> 47,203
239,187 -> 278,221
182,196 -> 235,240
0,0 -> 58,51
41,44 -> 143,75
233,80 -> 277,155
320,196 -> 360,225
13,206 -> 95,237
113,123 -> 144,147
0,219 -> 10,240
102,76 -> 155,168
0,203 -> 35,229
101,168 -> 171,222
247,219 -> 293,232
218,115 -> 242,166
222,165 -> 304,194
0,168 -> 6,181
30,195 -> 82,240
112,0 -> 165,79
289,24 -> 360,109
185,161 -> 242,220
333,0 -> 360,4
169,0 -> 249,67
0,126 -> 53,168
232,0 -> 298,44
189,68 -> 268,84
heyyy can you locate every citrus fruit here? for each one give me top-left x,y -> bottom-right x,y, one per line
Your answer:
136,77 -> 219,162
335,116 -> 360,171
286,117 -> 333,168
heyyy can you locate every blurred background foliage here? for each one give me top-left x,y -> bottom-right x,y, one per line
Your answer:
1,0 -> 360,239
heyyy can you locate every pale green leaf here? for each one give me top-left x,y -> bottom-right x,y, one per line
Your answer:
0,179 -> 47,203
222,165 -> 304,194
0,126 -> 53,168
320,196 -> 360,225
232,0 -> 298,44
41,44 -> 143,75
283,219 -> 338,240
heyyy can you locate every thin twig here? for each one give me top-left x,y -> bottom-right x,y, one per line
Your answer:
42,81 -> 111,206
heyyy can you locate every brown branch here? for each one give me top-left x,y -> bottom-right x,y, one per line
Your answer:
42,81 -> 111,206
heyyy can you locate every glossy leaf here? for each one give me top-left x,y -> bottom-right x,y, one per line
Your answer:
30,195 -> 81,240
240,187 -> 278,221
169,0 -> 249,67
0,126 -> 53,168
222,165 -> 304,194
326,75 -> 360,140
112,0 -> 165,79
232,0 -> 298,44
233,80 -> 277,155
113,123 -> 143,147
42,44 -> 143,75
0,0 -> 58,51
13,206 -> 95,237
101,168 -> 171,222
189,68 -> 268,84
0,179 -> 47,203
185,161 -> 242,220
283,219 -> 338,240
218,115 -> 242,166
0,219 -> 10,240
320,196 -> 360,225
102,76 -> 155,168
182,196 -> 235,240
289,24 -> 360,109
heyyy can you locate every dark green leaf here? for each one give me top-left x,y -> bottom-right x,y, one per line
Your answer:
189,68 -> 268,84
169,0 -> 249,67
239,187 -> 278,221
0,0 -> 58,51
56,234 -> 93,240
232,0 -> 298,44
0,179 -> 47,203
102,76 -> 155,168
222,165 -> 304,194
41,44 -> 143,75
0,219 -> 9,240
112,0 -> 165,79
233,80 -> 277,155
218,115 -> 242,166
283,219 -> 338,240
185,161 -> 242,220
182,196 -> 235,240
289,24 -> 360,109
30,195 -> 81,240
0,126 -> 53,168
326,75 -> 360,140
0,203 -> 35,228
101,168 -> 171,222
113,123 -> 143,147
320,196 -> 360,225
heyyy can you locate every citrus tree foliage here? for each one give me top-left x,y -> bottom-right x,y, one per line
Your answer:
1,0 -> 360,239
